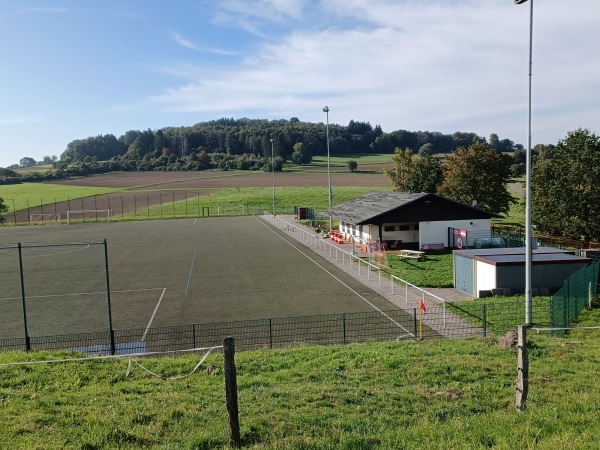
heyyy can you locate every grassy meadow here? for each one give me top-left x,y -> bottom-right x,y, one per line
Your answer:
122,186 -> 391,221
2,309 -> 600,449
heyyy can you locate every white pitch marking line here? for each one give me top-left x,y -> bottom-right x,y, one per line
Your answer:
255,217 -> 412,335
141,288 -> 167,342
0,287 -> 166,301
185,250 -> 197,295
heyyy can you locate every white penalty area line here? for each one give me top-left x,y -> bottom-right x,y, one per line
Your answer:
0,287 -> 166,302
255,217 -> 413,336
23,244 -> 91,259
141,288 -> 167,342
185,250 -> 197,296
0,287 -> 168,345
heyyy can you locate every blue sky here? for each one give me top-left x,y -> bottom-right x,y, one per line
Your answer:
1,0 -> 599,168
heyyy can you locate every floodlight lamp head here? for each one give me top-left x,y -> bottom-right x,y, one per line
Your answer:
270,138 -> 273,143
514,0 -> 528,4
323,106 -> 329,113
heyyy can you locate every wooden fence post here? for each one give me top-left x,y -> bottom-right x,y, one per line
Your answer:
515,324 -> 529,411
223,337 -> 241,448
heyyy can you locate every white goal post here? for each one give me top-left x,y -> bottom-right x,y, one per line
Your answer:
29,213 -> 61,225
66,209 -> 112,224
217,205 -> 246,216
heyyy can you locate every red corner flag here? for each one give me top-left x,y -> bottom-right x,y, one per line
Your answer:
419,298 -> 427,313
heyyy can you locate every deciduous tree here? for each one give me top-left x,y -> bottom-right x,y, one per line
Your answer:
291,142 -> 312,165
346,160 -> 358,172
384,147 -> 414,191
0,196 -> 9,223
532,128 -> 600,242
407,154 -> 443,193
438,142 -> 514,215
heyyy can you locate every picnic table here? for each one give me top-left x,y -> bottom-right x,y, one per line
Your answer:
397,249 -> 426,260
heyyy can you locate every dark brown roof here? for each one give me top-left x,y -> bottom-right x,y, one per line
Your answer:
322,191 -> 500,225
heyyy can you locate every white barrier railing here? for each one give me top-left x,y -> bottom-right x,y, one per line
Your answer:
267,214 -> 447,327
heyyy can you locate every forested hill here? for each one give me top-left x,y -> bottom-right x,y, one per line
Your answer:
60,118 -> 520,165
1,118 -> 522,182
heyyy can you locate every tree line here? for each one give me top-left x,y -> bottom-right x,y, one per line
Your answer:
384,128 -> 600,243
5,117 -> 526,174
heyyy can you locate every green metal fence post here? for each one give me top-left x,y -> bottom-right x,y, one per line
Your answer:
269,317 -> 273,349
483,304 -> 487,337
104,239 -> 116,355
413,309 -> 418,341
17,243 -> 31,351
342,313 -> 346,344
565,280 -> 569,327
550,296 -> 555,337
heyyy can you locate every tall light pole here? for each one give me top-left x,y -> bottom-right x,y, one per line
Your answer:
270,138 -> 276,216
323,106 -> 333,232
515,0 -> 533,325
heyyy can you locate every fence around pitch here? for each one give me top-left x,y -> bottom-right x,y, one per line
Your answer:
550,261 -> 600,335
269,214 -> 450,327
0,308 -> 491,355
1,282 -> 596,356
1,194 -> 329,225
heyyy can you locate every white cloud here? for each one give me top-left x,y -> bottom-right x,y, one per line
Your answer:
143,0 -> 600,145
171,32 -> 200,51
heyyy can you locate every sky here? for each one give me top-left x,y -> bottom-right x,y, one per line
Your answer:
1,0 -> 599,168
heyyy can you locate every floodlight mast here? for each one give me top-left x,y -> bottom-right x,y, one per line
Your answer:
270,138 -> 276,216
515,0 -> 534,325
323,106 -> 333,232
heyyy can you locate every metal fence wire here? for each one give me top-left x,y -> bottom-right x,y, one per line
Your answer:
1,227 -> 598,356
550,261 -> 600,335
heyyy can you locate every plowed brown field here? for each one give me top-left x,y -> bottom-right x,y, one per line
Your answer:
47,169 -> 391,189
11,169 -> 391,224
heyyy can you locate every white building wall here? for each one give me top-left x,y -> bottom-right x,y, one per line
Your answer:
419,219 -> 492,248
341,218 -> 492,249
476,260 -> 497,292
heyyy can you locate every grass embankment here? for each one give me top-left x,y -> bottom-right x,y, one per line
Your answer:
120,186 -> 390,221
2,309 -> 600,449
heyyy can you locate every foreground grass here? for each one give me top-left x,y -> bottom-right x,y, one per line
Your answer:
2,310 -> 600,449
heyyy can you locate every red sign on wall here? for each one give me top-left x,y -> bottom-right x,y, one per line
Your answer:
454,229 -> 467,249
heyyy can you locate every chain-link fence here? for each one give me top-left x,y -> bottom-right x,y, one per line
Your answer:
0,193 -> 328,225
549,262 -> 600,335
